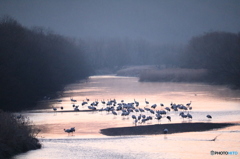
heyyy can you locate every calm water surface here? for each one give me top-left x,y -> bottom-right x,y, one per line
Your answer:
14,75 -> 240,159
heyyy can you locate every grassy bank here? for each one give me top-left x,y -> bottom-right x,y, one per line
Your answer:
116,65 -> 158,77
139,68 -> 208,82
0,111 -> 41,158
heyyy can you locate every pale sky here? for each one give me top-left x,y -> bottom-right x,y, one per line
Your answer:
0,0 -> 239,44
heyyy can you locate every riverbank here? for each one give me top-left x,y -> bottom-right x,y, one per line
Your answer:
100,122 -> 235,136
139,68 -> 208,82
115,66 -> 240,89
0,111 -> 41,158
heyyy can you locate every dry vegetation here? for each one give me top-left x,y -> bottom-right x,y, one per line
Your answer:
0,111 -> 41,158
139,68 -> 208,82
116,65 -> 158,77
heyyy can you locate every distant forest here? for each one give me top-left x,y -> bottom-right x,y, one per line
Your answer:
0,16 -> 239,111
83,31 -> 240,88
82,38 -> 183,72
181,31 -> 240,87
0,17 -> 92,111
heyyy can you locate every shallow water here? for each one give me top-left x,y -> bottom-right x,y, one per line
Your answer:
14,75 -> 240,159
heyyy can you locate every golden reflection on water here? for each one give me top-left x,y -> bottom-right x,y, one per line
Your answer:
30,75 -> 240,137
17,75 -> 240,158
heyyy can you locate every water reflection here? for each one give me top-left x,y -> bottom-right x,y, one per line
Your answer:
14,75 -> 240,159
14,126 -> 240,159
29,75 -> 240,137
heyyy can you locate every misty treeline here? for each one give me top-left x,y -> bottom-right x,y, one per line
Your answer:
180,31 -> 240,87
82,32 -> 240,88
0,17 -> 239,111
82,38 -> 182,72
0,16 -> 92,111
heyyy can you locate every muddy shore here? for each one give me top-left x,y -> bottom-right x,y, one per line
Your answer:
100,122 -> 235,136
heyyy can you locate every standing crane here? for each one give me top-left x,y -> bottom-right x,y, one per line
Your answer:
145,99 -> 149,105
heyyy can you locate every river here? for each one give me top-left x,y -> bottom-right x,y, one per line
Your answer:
13,75 -> 240,159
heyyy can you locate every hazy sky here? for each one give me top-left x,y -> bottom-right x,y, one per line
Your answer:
0,0 -> 239,44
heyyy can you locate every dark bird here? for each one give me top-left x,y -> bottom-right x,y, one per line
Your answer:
132,115 -> 136,120
64,128 -> 75,136
165,107 -> 170,112
151,104 -> 157,109
187,113 -> 192,119
163,128 -> 168,134
166,116 -> 171,121
206,115 -> 212,119
186,101 -> 192,107
145,99 -> 149,105
112,111 -> 117,115
52,106 -> 57,111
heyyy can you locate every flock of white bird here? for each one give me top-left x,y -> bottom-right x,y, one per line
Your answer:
52,97 -> 212,135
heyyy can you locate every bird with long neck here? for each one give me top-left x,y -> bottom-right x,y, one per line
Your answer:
145,99 -> 149,105
186,101 -> 192,107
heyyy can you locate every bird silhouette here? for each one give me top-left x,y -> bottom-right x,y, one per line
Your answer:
167,116 -> 171,121
64,128 -> 75,136
163,128 -> 168,134
145,99 -> 149,105
52,106 -> 57,111
206,115 -> 212,119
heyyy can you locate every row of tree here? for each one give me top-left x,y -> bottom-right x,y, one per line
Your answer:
0,16 -> 239,111
81,38 -> 183,71
181,31 -> 240,87
0,16 -> 92,111
82,31 -> 240,88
